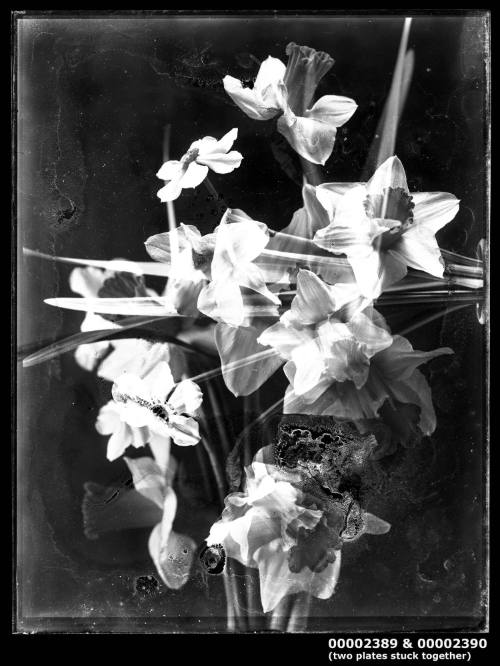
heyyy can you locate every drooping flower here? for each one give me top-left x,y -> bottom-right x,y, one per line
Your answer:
82,455 -> 196,589
223,43 -> 357,165
111,361 -> 203,448
156,128 -> 243,202
313,156 -> 460,298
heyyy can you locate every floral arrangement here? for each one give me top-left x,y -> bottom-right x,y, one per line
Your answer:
23,21 -> 485,632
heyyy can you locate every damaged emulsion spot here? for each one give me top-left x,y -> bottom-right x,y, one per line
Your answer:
135,575 -> 159,597
199,543 -> 226,574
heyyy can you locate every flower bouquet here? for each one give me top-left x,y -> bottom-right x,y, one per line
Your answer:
21,16 -> 487,633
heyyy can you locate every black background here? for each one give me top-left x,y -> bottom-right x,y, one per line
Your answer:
16,12 -> 488,632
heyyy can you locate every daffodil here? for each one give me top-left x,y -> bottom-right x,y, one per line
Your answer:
257,268 -> 374,395
197,208 -> 281,327
111,360 -> 203,448
313,156 -> 460,298
283,316 -> 453,437
156,128 -> 243,202
145,223 -> 216,285
223,43 -> 357,165
205,450 -> 390,613
82,454 -> 196,589
95,345 -> 187,462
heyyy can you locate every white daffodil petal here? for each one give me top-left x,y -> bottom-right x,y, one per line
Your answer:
237,263 -> 281,305
277,112 -> 338,165
367,156 -> 409,196
96,400 -> 122,436
69,266 -> 107,298
347,311 -> 394,357
197,150 -> 243,174
290,340 -> 326,396
106,422 -> 132,461
74,342 -> 109,372
291,269 -> 338,324
180,162 -> 209,189
215,323 -> 283,396
412,192 -> 460,234
223,75 -> 278,121
155,530 -> 197,590
169,415 -> 200,447
213,127 -> 238,153
255,540 -> 341,613
156,160 -> 183,181
148,432 -> 172,476
168,380 -> 203,415
257,320 -> 312,360
375,334 -> 453,382
349,247 -> 407,299
254,55 -> 287,94
157,178 -> 183,202
390,228 -> 445,277
214,219 -> 270,270
306,94 -> 358,128
197,279 -> 245,327
124,456 -> 166,509
143,360 -> 176,403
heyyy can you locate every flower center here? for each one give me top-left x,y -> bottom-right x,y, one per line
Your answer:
112,387 -> 176,425
364,186 -> 415,250
181,147 -> 200,166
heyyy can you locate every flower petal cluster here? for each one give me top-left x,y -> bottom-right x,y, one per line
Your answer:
313,156 -> 460,297
223,44 -> 357,165
157,128 -> 243,202
111,361 -> 203,449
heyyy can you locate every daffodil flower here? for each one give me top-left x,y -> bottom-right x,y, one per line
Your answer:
258,268 -> 374,395
283,314 -> 453,437
156,128 -> 243,202
206,451 -> 390,613
82,454 -> 196,589
313,156 -> 460,298
197,208 -> 281,327
223,43 -> 357,165
111,361 -> 203,448
95,346 -> 187,463
145,223 -> 216,284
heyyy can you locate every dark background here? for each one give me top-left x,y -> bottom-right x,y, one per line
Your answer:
16,12 -> 488,632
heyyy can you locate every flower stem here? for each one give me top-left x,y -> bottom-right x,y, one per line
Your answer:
269,595 -> 293,631
204,177 -> 228,214
287,592 -> 311,633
